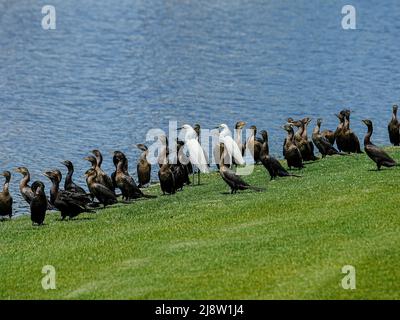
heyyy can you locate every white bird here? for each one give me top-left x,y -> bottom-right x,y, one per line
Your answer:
218,124 -> 245,166
180,124 -> 209,173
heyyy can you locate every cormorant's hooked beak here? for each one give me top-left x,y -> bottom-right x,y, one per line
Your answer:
42,172 -> 51,179
83,156 -> 91,161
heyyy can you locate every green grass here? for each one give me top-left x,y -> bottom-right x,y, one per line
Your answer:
1,148 -> 400,300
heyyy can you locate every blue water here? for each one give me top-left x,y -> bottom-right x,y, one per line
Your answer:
1,0 -> 400,215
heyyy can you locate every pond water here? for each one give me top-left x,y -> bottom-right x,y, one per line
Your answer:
1,0 -> 400,215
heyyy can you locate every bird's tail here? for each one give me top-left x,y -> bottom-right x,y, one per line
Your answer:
288,173 -> 302,178
141,194 -> 157,199
246,185 -> 265,192
278,170 -> 301,178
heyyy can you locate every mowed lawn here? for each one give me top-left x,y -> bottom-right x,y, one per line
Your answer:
1,148 -> 400,300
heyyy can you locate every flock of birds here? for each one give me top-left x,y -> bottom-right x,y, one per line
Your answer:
0,106 -> 399,226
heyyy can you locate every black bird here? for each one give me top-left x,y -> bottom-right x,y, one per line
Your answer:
30,181 -> 47,226
85,154 -> 115,192
321,129 -> 335,146
0,171 -> 13,219
246,125 -> 263,164
44,170 -> 91,220
283,124 -> 304,170
158,163 -> 176,195
335,110 -> 362,153
289,118 -> 317,161
14,167 -> 34,205
312,118 -> 341,157
234,121 -> 246,156
219,143 -> 264,194
172,140 -> 192,190
15,167 -> 53,210
85,169 -> 118,207
259,130 -> 269,156
114,151 -> 148,200
114,151 -> 156,200
61,160 -> 86,194
136,144 -> 151,187
259,131 -> 300,180
111,151 -> 128,190
157,135 -> 169,168
156,138 -> 176,195
362,119 -> 396,170
388,105 -> 400,146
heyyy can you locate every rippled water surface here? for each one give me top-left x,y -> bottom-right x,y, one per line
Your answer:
1,0 -> 400,215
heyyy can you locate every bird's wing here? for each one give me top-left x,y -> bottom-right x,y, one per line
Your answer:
366,144 -> 396,164
186,139 -> 209,173
222,136 -> 245,165
222,168 -> 248,187
94,183 -> 117,199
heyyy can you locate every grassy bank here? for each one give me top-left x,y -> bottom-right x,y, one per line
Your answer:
1,149 -> 400,299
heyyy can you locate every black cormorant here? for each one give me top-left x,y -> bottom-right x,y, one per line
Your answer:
362,119 -> 396,170
136,144 -> 151,187
30,181 -> 47,226
0,171 -> 13,219
388,105 -> 400,146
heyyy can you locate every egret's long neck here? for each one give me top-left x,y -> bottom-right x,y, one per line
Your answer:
235,128 -> 242,145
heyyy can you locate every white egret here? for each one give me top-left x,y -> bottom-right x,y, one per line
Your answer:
218,124 -> 245,166
180,124 -> 209,174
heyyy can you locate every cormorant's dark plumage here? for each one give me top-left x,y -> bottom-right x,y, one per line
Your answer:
362,119 -> 396,170
85,154 -> 115,193
44,170 -> 91,220
61,160 -> 86,194
14,167 -> 34,205
335,110 -> 362,153
283,124 -> 304,170
219,143 -> 264,194
260,131 -> 300,180
172,141 -> 190,190
136,144 -> 151,187
246,125 -> 263,164
158,164 -> 176,195
388,105 -> 400,146
290,118 -> 317,161
85,168 -> 118,208
0,171 -> 13,219
312,118 -> 341,157
114,152 -> 145,200
30,181 -> 47,226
